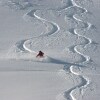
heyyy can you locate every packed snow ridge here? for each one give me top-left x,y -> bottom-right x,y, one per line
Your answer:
58,0 -> 93,100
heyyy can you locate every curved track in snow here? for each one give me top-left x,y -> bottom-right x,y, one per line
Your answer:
57,0 -> 93,100
15,9 -> 60,54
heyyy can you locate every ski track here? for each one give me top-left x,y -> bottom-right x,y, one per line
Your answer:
9,0 -> 93,100
15,9 -> 60,54
57,0 -> 93,100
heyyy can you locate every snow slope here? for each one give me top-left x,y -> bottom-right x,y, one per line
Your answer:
0,0 -> 100,100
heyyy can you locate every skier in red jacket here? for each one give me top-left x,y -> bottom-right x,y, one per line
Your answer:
36,51 -> 44,58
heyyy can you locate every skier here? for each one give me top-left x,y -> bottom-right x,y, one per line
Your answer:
36,51 -> 44,58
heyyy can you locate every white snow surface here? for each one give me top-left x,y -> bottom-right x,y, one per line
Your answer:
0,0 -> 100,100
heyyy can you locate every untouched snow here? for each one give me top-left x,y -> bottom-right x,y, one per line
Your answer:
0,0 -> 100,100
